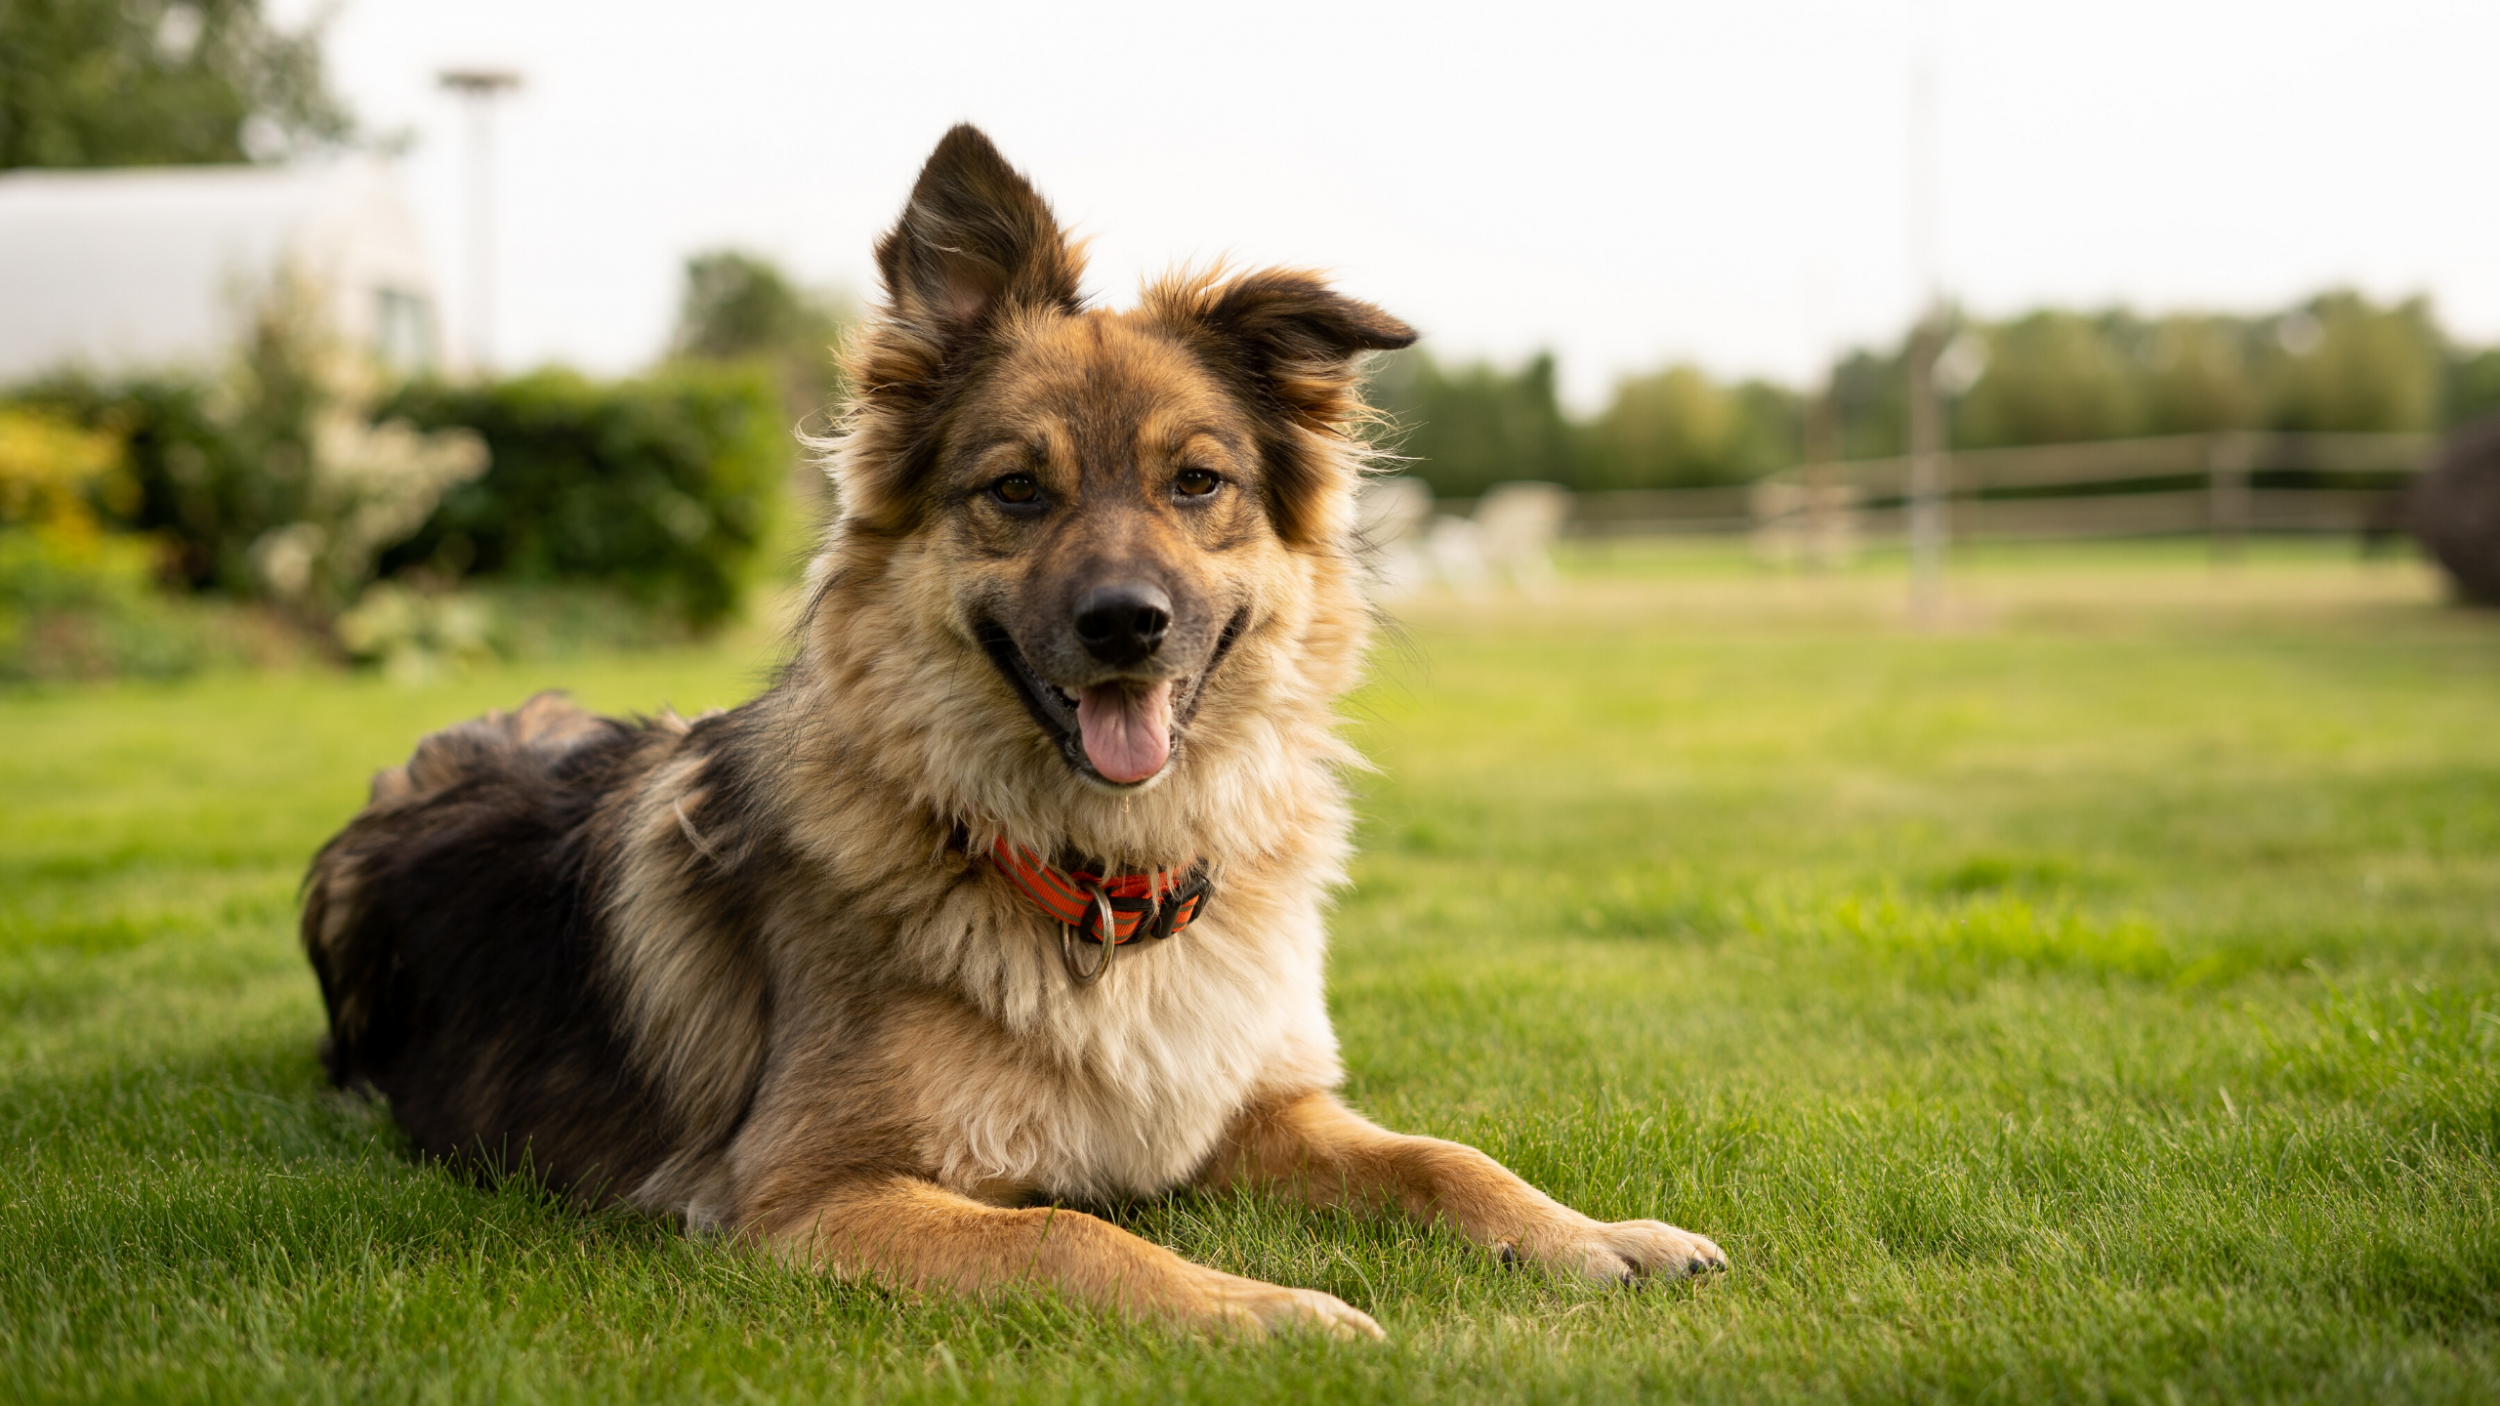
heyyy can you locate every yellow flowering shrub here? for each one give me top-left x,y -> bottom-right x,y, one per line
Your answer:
0,409 -> 134,546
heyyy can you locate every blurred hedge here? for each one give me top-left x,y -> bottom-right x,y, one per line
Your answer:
0,406 -> 214,680
15,373 -> 298,596
1368,350 -> 1802,496
379,364 -> 786,628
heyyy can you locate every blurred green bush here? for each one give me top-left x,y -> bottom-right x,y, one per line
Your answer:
1366,352 -> 1577,498
1580,366 -> 1801,490
0,406 -> 212,680
378,364 -> 785,629
11,334 -> 784,676
19,373 -> 282,596
17,278 -> 486,612
1368,349 -> 1807,496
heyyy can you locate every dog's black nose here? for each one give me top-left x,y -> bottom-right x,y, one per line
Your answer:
1073,583 -> 1171,665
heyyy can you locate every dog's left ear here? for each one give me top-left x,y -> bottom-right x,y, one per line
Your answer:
1162,270 -> 1417,545
1194,269 -> 1417,423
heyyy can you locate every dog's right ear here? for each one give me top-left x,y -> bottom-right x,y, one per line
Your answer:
833,126 -> 1083,534
874,124 -> 1084,353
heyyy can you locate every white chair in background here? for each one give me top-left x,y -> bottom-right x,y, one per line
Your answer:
1353,476 -> 1434,600
1426,513 -> 1489,595
1473,481 -> 1570,594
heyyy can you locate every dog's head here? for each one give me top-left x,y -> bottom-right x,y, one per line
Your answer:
817,126 -> 1413,799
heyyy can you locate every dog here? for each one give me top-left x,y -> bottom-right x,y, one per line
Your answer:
301,125 -> 1726,1340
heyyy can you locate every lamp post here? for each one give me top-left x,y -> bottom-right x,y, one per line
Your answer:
437,68 -> 522,375
1905,59 -> 1948,625
1906,306 -> 1948,622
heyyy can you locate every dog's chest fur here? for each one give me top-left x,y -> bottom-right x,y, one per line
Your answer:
609,719 -> 1353,1220
894,898 -> 1343,1202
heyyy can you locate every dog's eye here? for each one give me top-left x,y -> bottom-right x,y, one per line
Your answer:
990,474 -> 1041,507
1174,468 -> 1221,498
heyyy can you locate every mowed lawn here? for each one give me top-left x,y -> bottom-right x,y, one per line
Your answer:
4,543 -> 2497,1402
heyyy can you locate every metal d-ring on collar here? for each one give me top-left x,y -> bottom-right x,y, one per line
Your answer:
1060,877 -> 1120,986
983,834 -> 1216,987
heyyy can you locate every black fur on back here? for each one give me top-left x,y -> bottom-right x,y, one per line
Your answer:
302,695 -> 688,1199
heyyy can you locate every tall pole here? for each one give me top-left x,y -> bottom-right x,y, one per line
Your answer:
438,69 -> 521,376
1905,58 -> 1948,623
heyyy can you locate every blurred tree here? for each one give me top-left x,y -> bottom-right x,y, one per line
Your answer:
2141,314 -> 2262,434
667,249 -> 850,432
1366,290 -> 2487,499
2261,292 -> 2444,433
2450,347 -> 2500,429
1956,310 -> 2146,448
1581,364 -> 1798,488
1822,291 -> 2467,457
1829,344 -> 1908,461
672,251 -> 828,361
1367,350 -> 1576,498
0,0 -> 351,169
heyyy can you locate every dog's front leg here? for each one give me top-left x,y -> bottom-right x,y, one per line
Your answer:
758,1174 -> 1383,1339
1200,1091 -> 1728,1284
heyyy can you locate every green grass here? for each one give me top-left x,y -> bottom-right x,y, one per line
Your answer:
5,542 -> 2498,1402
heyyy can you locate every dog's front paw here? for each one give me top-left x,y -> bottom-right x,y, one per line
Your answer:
1196,1271 -> 1385,1341
1508,1217 -> 1729,1285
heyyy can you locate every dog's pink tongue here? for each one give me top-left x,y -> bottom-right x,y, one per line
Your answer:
1076,681 -> 1174,784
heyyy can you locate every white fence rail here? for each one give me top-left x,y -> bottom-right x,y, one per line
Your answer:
1556,431 -> 2436,548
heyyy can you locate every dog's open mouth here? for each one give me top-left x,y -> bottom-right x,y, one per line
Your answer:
977,615 -> 1243,788
1072,681 -> 1173,784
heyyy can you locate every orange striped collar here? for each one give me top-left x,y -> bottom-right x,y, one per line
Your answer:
987,835 -> 1211,951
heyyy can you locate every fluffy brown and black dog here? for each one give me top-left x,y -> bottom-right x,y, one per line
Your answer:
303,125 -> 1726,1339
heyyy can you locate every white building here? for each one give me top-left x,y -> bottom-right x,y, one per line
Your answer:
0,160 -> 441,383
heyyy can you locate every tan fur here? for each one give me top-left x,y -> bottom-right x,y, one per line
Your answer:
767,1177 -> 1378,1338
305,126 -> 1723,1341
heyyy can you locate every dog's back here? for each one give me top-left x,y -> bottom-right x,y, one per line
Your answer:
304,692 -> 682,1194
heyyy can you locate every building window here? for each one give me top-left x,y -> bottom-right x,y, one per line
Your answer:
374,288 -> 436,371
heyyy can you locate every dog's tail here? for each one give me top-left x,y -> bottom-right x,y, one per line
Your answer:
301,692 -> 616,1089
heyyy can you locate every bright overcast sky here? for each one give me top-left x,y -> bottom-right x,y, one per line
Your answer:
289,0 -> 2500,409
